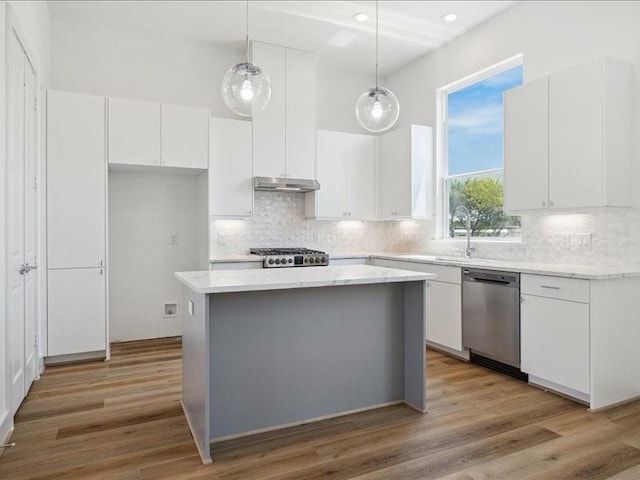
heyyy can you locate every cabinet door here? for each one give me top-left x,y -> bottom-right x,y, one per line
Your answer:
549,60 -> 603,209
504,77 -> 549,212
426,281 -> 462,350
377,134 -> 395,219
161,104 -> 209,169
521,294 -> 590,393
315,130 -> 346,217
252,42 -> 286,177
48,268 -> 106,356
108,97 -> 160,166
47,91 -> 106,269
209,118 -> 253,217
394,127 -> 413,218
285,48 -> 317,179
346,133 -> 375,219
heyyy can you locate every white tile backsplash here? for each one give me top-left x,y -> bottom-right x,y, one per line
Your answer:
209,192 -> 429,256
211,193 -> 640,268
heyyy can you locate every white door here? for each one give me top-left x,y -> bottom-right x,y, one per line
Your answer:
47,91 -> 106,269
549,59 -> 603,209
252,42 -> 286,177
426,281 -> 462,351
346,133 -> 375,219
7,28 -> 26,413
504,77 -> 549,212
209,118 -> 253,217
315,130 -> 346,218
48,269 -> 106,356
285,48 -> 317,179
521,294 -> 590,393
161,104 -> 209,169
108,97 -> 161,166
377,134 -> 395,219
23,58 -> 38,391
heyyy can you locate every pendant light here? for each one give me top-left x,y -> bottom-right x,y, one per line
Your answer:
221,0 -> 271,117
355,0 -> 399,133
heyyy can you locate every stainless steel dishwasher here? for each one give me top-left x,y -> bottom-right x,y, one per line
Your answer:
462,268 -> 526,380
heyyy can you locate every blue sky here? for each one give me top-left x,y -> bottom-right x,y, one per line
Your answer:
447,65 -> 523,176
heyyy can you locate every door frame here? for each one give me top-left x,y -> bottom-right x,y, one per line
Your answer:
2,3 -> 44,436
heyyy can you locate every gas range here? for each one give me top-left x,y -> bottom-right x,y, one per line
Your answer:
249,248 -> 330,268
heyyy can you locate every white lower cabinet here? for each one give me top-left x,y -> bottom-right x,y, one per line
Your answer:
520,274 -> 590,396
426,280 -> 462,351
48,268 -> 106,356
521,295 -> 590,394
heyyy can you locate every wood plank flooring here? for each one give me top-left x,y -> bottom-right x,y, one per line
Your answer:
2,338 -> 640,479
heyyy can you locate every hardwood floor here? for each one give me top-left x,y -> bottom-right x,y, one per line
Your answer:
2,338 -> 640,479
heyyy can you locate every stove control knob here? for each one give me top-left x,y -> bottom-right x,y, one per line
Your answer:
309,257 -> 315,264
321,257 -> 326,263
315,257 -> 320,263
288,258 -> 293,264
268,258 -> 275,265
275,258 -> 281,265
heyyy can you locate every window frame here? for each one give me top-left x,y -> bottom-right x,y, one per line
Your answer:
435,54 -> 524,240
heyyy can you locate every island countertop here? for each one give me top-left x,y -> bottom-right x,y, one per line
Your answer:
175,264 -> 436,294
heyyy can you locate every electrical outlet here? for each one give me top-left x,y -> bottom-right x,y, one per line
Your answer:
170,234 -> 179,245
576,232 -> 592,250
561,233 -> 571,250
217,234 -> 227,245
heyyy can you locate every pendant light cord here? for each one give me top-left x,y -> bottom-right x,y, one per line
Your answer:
245,0 -> 249,64
375,0 -> 379,90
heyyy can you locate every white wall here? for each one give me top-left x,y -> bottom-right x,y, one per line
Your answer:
108,172 -> 201,342
50,17 -> 373,129
386,1 -> 640,266
0,0 -> 51,445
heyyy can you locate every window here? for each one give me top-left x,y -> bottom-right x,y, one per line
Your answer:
438,57 -> 523,239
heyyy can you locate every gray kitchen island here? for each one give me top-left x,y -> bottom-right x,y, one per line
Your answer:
175,265 -> 435,464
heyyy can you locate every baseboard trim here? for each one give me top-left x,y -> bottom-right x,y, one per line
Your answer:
210,400 -> 406,445
44,350 -> 106,365
426,341 -> 470,361
0,409 -> 14,458
588,394 -> 640,413
528,375 -> 590,405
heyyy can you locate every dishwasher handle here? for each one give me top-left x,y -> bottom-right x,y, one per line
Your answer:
463,268 -> 520,288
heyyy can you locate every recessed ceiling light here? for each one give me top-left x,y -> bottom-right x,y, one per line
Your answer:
353,12 -> 369,23
441,13 -> 459,23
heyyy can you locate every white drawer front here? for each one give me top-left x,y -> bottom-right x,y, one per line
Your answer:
521,274 -> 589,303
396,261 -> 461,285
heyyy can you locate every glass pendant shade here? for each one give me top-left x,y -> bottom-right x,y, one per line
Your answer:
221,62 -> 271,117
355,86 -> 399,133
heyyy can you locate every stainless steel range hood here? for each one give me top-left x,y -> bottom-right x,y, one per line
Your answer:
254,176 -> 320,192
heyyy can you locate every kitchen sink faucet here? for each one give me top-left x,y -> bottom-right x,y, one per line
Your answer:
453,205 -> 476,258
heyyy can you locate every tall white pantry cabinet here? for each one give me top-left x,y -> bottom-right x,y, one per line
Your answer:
46,91 -> 108,358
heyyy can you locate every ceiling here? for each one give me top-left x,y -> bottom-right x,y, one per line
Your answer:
48,1 -> 516,75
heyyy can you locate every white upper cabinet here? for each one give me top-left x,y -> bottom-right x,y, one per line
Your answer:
346,133 -> 375,219
209,118 -> 253,217
253,41 -> 317,179
504,57 -> 631,212
252,42 -> 286,177
285,48 -> 317,179
504,77 -> 549,211
47,91 -> 106,269
108,97 -> 161,166
108,97 -> 209,170
161,104 -> 209,169
377,125 -> 432,220
306,130 -> 374,220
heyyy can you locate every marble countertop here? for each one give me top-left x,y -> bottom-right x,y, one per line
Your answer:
176,265 -> 436,294
209,252 -> 640,280
372,254 -> 640,280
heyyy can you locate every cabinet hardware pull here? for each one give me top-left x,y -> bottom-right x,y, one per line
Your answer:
549,200 -> 555,207
99,269 -> 104,276
541,200 -> 547,207
540,285 -> 560,290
